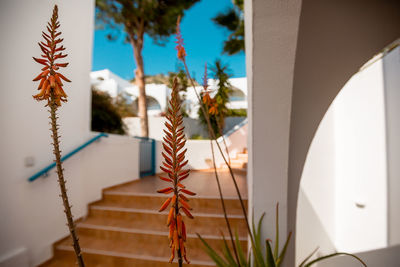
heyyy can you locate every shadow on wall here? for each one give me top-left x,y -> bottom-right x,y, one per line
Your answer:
296,43 -> 400,264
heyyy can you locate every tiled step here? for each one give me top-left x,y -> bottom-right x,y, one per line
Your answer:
229,159 -> 246,165
73,223 -> 247,260
219,156 -> 247,168
88,205 -> 248,237
220,163 -> 245,169
99,191 -> 247,215
104,170 -> 248,199
43,247 -> 216,267
39,170 -> 249,266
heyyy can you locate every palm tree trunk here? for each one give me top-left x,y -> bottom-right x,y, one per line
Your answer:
132,38 -> 149,137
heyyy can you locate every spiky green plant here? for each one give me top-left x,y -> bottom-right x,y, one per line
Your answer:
198,204 -> 366,267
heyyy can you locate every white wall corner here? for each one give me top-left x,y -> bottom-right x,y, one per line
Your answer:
0,247 -> 29,267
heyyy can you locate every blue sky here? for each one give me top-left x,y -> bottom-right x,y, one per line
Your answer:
92,0 -> 246,81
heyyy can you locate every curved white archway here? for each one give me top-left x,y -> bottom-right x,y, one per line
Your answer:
296,44 -> 400,264
131,95 -> 162,115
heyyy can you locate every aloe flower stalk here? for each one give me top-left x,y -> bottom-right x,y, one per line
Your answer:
175,19 -> 247,266
157,77 -> 195,266
201,63 -> 240,265
175,19 -> 248,224
200,65 -> 231,165
32,5 -> 85,267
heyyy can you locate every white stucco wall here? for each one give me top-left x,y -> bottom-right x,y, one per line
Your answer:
334,58 -> 388,252
245,0 -> 302,255
1,134 -> 139,267
297,46 -> 398,262
383,46 -> 400,246
296,189 -> 336,265
318,244 -> 400,267
296,107 -> 337,263
0,1 -> 140,266
0,1 -> 94,265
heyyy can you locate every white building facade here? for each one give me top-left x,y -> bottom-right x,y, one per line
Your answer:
90,69 -> 247,118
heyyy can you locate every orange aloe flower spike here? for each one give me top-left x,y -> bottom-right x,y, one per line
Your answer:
156,77 -> 195,264
175,16 -> 186,61
32,4 -> 70,106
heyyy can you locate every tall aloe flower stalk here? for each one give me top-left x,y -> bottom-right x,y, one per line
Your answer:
175,18 -> 367,267
175,19 -> 248,227
32,5 -> 85,267
175,19 -> 244,266
157,77 -> 196,266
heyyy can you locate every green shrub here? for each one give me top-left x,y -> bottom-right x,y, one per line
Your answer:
91,89 -> 126,135
227,108 -> 247,117
190,134 -> 205,140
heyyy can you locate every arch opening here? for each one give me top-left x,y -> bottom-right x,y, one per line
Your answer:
131,96 -> 162,115
295,41 -> 400,265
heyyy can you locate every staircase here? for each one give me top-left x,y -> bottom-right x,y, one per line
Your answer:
220,148 -> 248,172
40,170 -> 248,267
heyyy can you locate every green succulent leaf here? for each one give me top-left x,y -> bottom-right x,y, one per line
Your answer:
298,247 -> 319,267
197,233 -> 229,267
276,231 -> 292,267
252,213 -> 266,266
303,252 -> 367,267
273,204 -> 279,260
235,230 -> 248,266
266,239 -> 276,267
221,234 -> 238,266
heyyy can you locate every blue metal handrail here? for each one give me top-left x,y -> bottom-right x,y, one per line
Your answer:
28,132 -> 109,182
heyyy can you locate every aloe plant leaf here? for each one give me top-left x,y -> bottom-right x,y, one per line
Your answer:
252,212 -> 259,246
298,247 -> 319,267
273,203 -> 279,261
265,239 -> 276,267
252,213 -> 265,266
276,231 -> 292,267
303,252 -> 367,267
235,230 -> 248,266
221,234 -> 238,266
197,233 -> 229,267
257,213 -> 266,247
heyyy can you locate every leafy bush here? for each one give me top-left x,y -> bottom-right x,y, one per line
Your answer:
91,88 -> 126,135
190,134 -> 205,140
198,60 -> 233,137
114,93 -> 137,118
227,108 -> 247,117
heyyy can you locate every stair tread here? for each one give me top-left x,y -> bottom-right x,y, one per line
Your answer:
42,170 -> 248,266
55,233 -> 217,265
46,247 -> 216,266
103,190 -> 247,200
98,191 -> 247,215
105,170 -> 248,199
84,208 -> 248,237
77,220 -> 247,240
90,203 -> 246,218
